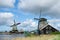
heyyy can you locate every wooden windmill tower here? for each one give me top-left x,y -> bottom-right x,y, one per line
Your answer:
34,8 -> 48,34
10,20 -> 20,33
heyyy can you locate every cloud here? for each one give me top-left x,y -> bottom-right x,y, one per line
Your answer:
0,0 -> 15,7
20,19 -> 37,27
0,12 -> 14,26
48,19 -> 60,23
18,0 -> 60,18
19,19 -> 37,31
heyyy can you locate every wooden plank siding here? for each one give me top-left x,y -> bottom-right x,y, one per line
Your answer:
40,25 -> 59,34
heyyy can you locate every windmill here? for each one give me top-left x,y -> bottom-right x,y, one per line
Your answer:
34,8 -> 48,35
10,20 -> 21,33
34,8 -> 42,35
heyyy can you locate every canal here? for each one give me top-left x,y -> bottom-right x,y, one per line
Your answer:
0,34 -> 25,40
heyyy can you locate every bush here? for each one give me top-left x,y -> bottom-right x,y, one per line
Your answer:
24,31 -> 36,37
50,32 -> 60,34
24,31 -> 31,37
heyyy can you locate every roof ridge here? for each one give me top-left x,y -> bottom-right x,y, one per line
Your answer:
40,24 -> 48,30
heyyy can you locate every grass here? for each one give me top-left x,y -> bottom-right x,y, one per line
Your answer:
50,32 -> 60,34
12,34 -> 56,40
51,35 -> 60,40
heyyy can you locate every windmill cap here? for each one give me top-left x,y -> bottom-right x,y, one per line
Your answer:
40,18 -> 47,22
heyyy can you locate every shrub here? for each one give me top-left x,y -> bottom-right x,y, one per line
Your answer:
50,32 -> 60,34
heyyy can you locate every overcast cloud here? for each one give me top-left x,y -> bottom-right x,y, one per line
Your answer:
0,13 -> 14,26
0,0 -> 15,7
19,0 -> 60,18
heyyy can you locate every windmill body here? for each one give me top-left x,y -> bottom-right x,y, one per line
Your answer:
39,18 -> 48,29
11,25 -> 17,31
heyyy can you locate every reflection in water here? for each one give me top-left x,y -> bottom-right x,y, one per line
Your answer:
0,34 -> 25,40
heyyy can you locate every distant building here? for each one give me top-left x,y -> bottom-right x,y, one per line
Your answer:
39,18 -> 59,34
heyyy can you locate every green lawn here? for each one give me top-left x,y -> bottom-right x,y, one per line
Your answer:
49,34 -> 60,40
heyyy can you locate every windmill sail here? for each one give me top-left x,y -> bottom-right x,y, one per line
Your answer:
10,20 -> 20,27
16,23 -> 20,25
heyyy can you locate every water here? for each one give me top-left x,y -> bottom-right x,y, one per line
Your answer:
0,34 -> 25,40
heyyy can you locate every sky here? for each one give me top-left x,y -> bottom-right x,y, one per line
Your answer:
0,0 -> 60,32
